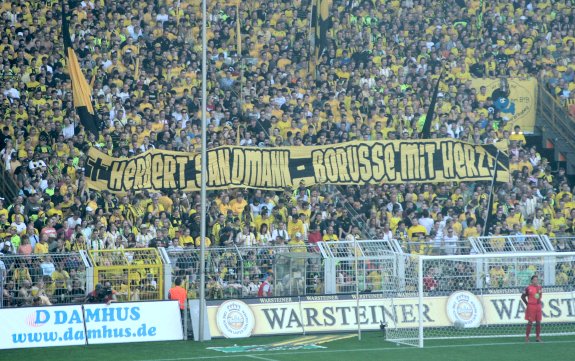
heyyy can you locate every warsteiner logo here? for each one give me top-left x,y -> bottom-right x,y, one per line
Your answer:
446,291 -> 484,328
216,300 -> 255,338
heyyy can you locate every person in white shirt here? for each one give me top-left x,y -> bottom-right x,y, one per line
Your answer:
11,215 -> 27,235
271,222 -> 290,242
62,118 -> 75,139
381,223 -> 393,242
66,212 -> 83,230
418,209 -> 435,234
442,228 -> 459,255
137,224 -> 155,245
236,226 -> 256,247
156,8 -> 169,23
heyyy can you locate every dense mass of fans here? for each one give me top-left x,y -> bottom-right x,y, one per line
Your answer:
1,0 -> 575,306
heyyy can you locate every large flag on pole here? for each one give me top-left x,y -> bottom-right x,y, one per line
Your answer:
61,0 -> 101,138
314,0 -> 331,63
421,70 -> 444,139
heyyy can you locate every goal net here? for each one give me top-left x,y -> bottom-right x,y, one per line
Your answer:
385,251 -> 575,347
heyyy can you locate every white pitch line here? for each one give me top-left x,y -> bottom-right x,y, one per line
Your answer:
246,355 -> 279,361
135,339 -> 575,361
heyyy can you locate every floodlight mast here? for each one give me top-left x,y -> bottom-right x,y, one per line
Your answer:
198,0 -> 208,342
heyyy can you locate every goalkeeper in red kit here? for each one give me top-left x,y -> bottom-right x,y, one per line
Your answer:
521,275 -> 543,342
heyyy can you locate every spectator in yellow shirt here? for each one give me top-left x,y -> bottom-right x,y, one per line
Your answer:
34,234 -> 50,254
229,193 -> 247,216
407,218 -> 427,240
322,226 -> 339,242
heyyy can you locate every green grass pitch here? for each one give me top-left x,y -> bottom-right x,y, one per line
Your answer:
3,332 -> 574,361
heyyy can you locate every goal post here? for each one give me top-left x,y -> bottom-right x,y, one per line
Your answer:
385,251 -> 575,347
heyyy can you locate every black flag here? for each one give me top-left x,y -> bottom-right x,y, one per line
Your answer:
62,0 -> 101,138
483,151 -> 501,236
315,0 -> 331,61
422,70 -> 444,139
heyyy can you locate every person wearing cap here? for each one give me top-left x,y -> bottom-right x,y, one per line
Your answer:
288,232 -> 307,251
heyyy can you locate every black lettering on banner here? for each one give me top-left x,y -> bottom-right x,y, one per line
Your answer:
305,308 -> 321,327
346,146 -> 360,182
453,143 -> 467,178
371,143 -> 385,181
123,159 -> 136,190
86,140 -> 510,194
400,304 -> 416,323
152,154 -> 164,189
275,151 -> 292,188
245,150 -> 260,186
260,151 -> 272,187
175,156 -> 188,188
384,143 -> 396,181
421,303 -> 433,322
357,145 -> 372,182
336,147 -> 349,182
441,142 -> 454,179
548,299 -> 561,318
313,149 -> 326,183
560,298 -> 575,316
133,156 -> 145,189
185,157 -> 198,188
335,307 -> 352,325
423,143 -> 436,179
109,161 -> 126,191
287,309 -> 302,328
378,305 -> 398,324
477,150 -> 490,177
143,154 -> 152,188
322,307 -> 336,326
218,149 -> 231,186
262,308 -> 287,329
207,151 -> 221,187
231,149 -> 244,185
490,299 -> 515,320
401,144 -> 420,180
464,144 -> 479,178
163,156 -> 177,189
324,148 -> 338,182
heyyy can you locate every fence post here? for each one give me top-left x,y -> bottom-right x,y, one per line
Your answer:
0,262 -> 5,308
158,247 -> 173,300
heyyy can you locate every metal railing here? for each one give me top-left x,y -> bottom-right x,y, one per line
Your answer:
2,237 -> 573,308
0,164 -> 19,203
0,252 -> 90,307
166,243 -> 322,299
469,234 -> 555,253
537,81 -> 575,150
548,236 -> 575,252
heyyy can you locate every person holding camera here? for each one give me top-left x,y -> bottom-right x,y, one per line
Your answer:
86,282 -> 117,305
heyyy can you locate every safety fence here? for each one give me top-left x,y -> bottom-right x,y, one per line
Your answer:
0,236 -> 571,308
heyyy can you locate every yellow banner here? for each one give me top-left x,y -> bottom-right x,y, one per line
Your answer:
205,291 -> 575,338
84,140 -> 509,194
470,77 -> 537,133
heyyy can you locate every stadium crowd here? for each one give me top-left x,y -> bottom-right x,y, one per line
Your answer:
1,0 -> 575,306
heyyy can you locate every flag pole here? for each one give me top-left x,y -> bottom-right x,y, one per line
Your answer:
198,0 -> 208,342
483,150 -> 500,236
